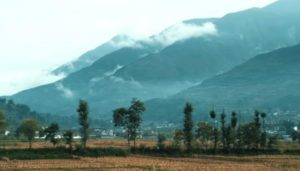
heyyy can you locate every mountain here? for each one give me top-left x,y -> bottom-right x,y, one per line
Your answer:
12,45 -> 158,116
10,0 -> 300,119
264,0 -> 300,15
144,43 -> 300,121
115,3 -> 300,83
52,34 -> 136,76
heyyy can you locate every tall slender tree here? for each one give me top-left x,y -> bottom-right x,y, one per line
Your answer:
260,112 -> 267,132
254,110 -> 261,149
210,110 -> 218,151
77,100 -> 89,149
260,112 -> 267,147
231,112 -> 238,128
220,111 -> 226,149
230,111 -> 238,148
183,103 -> 193,151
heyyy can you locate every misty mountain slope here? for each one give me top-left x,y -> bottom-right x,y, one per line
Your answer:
11,0 -> 300,118
144,43 -> 300,121
115,38 -> 238,83
113,2 -> 300,83
52,34 -> 136,76
11,46 -> 158,115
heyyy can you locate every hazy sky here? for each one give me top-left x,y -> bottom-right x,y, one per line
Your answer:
0,0 -> 276,96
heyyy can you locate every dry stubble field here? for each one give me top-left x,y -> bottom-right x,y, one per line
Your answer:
0,140 -> 300,170
0,155 -> 300,171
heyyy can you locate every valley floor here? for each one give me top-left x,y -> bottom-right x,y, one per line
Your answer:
0,155 -> 299,171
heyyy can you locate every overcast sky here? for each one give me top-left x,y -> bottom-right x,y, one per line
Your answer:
0,0 -> 276,96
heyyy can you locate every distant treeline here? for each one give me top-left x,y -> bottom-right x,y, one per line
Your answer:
0,98 -> 111,129
0,98 -> 46,128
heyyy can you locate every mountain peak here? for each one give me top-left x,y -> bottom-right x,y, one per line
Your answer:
109,34 -> 144,48
110,34 -> 134,43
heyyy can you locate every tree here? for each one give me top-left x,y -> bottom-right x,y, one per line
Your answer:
239,122 -> 257,149
157,133 -> 166,150
77,100 -> 89,149
173,129 -> 184,148
254,111 -> 261,149
220,111 -> 226,149
113,99 -> 145,148
267,135 -> 278,149
219,111 -> 238,150
0,111 -> 8,134
44,123 -> 60,147
260,112 -> 267,148
260,112 -> 267,131
63,130 -> 74,150
195,121 -> 213,149
231,112 -> 238,129
210,110 -> 218,151
236,125 -> 243,149
17,119 -> 39,149
291,130 -> 300,144
183,103 -> 193,151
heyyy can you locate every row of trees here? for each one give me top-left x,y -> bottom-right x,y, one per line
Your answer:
171,103 -> 276,151
0,100 -> 89,149
11,99 -> 146,150
1,99 -> 297,152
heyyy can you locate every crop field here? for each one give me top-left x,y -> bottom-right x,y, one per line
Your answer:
0,155 -> 300,171
1,140 -> 300,170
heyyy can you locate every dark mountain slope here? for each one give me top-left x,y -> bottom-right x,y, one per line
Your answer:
12,46 -> 155,115
144,44 -> 300,121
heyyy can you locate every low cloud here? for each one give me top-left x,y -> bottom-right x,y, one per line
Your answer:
90,65 -> 124,84
151,22 -> 218,46
109,76 -> 142,87
55,82 -> 74,98
0,70 -> 64,96
104,65 -> 124,77
108,34 -> 144,48
108,22 -> 218,49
